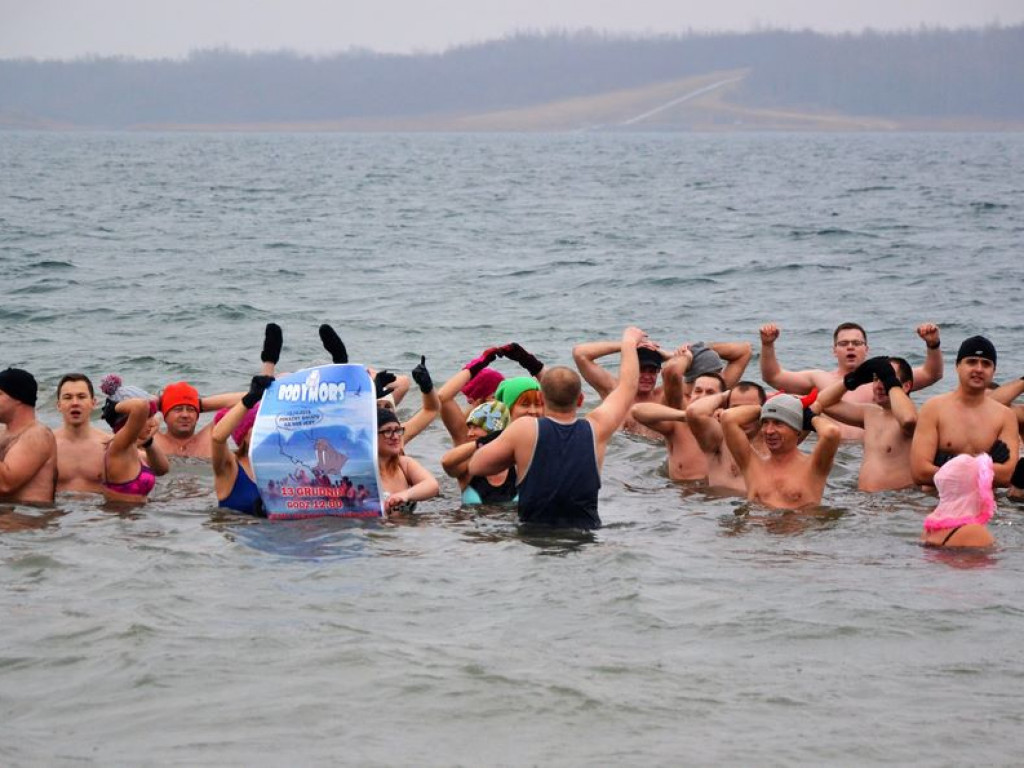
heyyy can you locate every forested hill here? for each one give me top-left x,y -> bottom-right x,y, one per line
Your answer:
1,26 -> 1022,131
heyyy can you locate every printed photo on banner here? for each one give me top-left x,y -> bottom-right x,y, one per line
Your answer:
250,364 -> 383,520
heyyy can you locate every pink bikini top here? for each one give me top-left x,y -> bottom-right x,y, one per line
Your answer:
103,456 -> 156,498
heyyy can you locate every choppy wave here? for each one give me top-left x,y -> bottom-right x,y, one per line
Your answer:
1,131 -> 1022,766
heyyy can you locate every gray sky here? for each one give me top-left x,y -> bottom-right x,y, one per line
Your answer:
2,0 -> 1021,60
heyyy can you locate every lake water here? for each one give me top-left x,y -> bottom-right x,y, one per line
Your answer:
1,131 -> 1023,765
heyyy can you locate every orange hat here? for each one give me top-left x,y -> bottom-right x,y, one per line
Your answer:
161,381 -> 200,416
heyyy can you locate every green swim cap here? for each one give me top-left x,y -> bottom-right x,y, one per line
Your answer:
494,376 -> 540,409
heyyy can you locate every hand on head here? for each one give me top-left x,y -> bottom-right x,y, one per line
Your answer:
844,356 -> 897,391
622,326 -> 646,346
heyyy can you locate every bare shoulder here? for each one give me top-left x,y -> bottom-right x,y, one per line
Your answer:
25,422 -> 56,449
918,392 -> 951,413
811,369 -> 840,388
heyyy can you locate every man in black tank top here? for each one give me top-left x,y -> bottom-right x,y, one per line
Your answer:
470,327 -> 645,529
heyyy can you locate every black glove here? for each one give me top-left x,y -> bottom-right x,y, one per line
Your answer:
802,407 -> 817,432
261,323 -> 283,364
475,429 -> 503,448
1011,457 -> 1024,489
374,370 -> 396,399
843,356 -> 888,391
464,347 -> 499,379
988,439 -> 1010,465
318,324 -> 348,364
934,451 -> 956,468
241,375 -> 275,409
499,342 -> 544,377
411,355 -> 433,394
872,358 -> 901,391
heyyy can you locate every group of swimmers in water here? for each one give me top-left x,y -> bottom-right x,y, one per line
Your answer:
1,320 -> 1022,546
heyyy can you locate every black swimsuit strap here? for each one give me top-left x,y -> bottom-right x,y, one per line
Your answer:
941,525 -> 964,546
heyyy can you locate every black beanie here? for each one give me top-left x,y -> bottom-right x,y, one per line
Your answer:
0,368 -> 38,407
377,407 -> 400,429
956,335 -> 997,366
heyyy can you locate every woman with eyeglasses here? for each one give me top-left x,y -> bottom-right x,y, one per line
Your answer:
376,407 -> 439,515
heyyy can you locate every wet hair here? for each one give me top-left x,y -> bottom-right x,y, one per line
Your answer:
889,356 -> 913,385
56,373 -> 94,399
540,366 -> 580,411
833,322 -> 867,344
693,372 -> 727,393
732,380 -> 767,405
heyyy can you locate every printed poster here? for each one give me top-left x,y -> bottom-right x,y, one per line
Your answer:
249,364 -> 383,520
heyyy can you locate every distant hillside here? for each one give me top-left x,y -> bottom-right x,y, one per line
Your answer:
0,27 -> 1022,131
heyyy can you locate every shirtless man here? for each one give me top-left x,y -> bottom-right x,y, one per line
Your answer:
0,368 -> 57,504
721,393 -> 841,509
573,335 -> 750,438
814,356 -> 918,491
630,371 -> 728,483
759,322 -> 943,440
684,380 -> 768,492
53,373 -> 111,493
911,335 -> 1019,487
152,381 -> 245,459
470,326 -> 643,529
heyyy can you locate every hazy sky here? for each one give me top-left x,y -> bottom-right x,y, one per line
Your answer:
2,0 -> 1021,60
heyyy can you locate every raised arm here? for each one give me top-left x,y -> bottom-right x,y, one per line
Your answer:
661,351 -> 691,410
991,376 -> 1024,407
887,383 -> 918,437
436,349 -> 499,445
721,404 -> 760,473
571,340 -> 621,400
685,389 -> 729,453
498,342 -> 545,380
911,323 -> 943,391
402,356 -> 440,442
211,376 -> 273,477
809,416 -> 842,477
108,398 -> 154,455
210,401 -> 243,476
588,327 -> 643,445
759,323 -> 817,394
629,402 -> 683,437
198,391 -> 245,412
384,375 -> 411,406
712,341 -> 753,388
437,368 -> 472,404
814,379 -> 867,428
